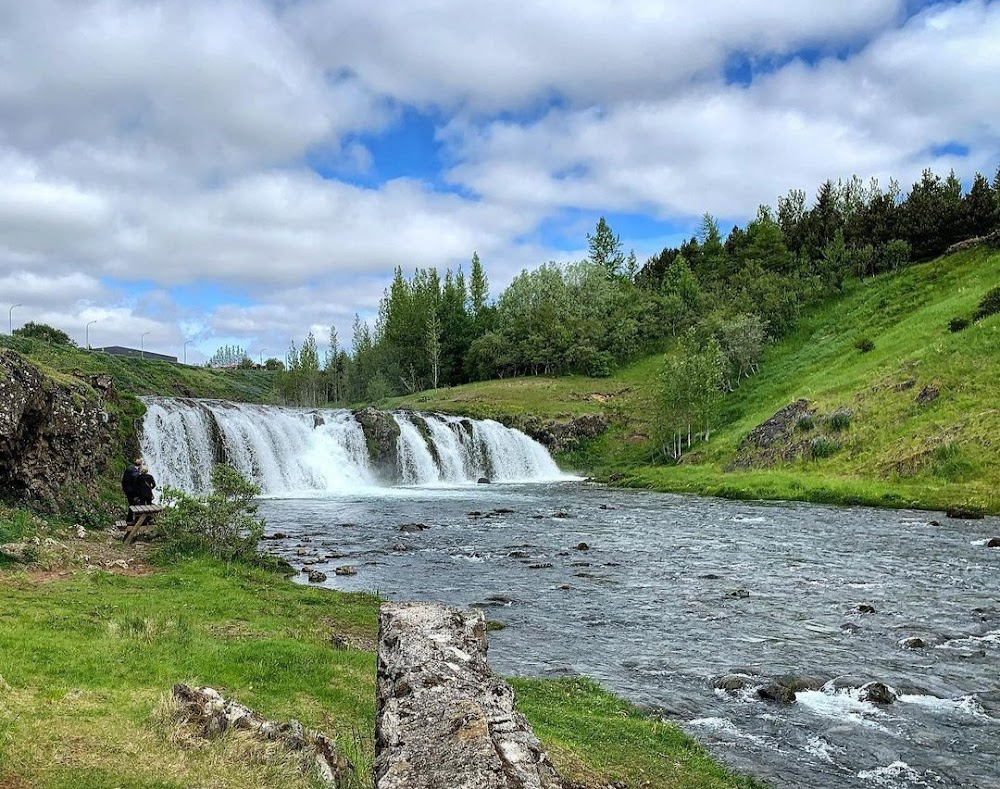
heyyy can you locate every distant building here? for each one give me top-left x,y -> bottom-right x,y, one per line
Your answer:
92,345 -> 178,363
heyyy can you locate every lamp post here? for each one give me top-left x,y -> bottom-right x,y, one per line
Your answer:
8,304 -> 21,335
140,331 -> 150,358
259,349 -> 267,367
86,320 -> 97,349
183,339 -> 194,365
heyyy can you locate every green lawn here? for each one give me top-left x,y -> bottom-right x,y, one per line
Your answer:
0,557 -> 763,789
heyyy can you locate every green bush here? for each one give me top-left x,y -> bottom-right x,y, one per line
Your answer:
948,317 -> 969,332
809,436 -> 840,459
795,415 -> 815,432
12,322 -> 76,346
828,409 -> 853,432
974,286 -> 1000,321
855,338 -> 875,353
158,465 -> 264,562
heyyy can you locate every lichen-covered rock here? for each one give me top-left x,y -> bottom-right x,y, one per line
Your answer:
375,602 -> 563,789
725,400 -> 815,470
0,350 -> 119,508
353,407 -> 401,480
171,684 -> 354,786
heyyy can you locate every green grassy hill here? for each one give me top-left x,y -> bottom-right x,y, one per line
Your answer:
394,245 -> 1000,513
0,335 -> 277,402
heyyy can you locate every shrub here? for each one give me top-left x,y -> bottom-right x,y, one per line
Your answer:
795,415 -> 815,432
855,338 -> 874,353
828,409 -> 853,432
158,465 -> 264,562
974,286 -> 1000,321
948,317 -> 969,333
810,436 -> 840,459
12,322 -> 76,346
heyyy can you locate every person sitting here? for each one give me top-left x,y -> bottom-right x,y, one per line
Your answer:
135,465 -> 156,506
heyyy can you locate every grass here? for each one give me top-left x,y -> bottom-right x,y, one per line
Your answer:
394,246 -> 1000,514
0,335 -> 277,402
0,557 -> 762,789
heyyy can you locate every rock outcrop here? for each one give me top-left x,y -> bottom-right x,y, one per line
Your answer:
0,350 -> 120,508
375,602 -> 563,789
353,406 -> 401,479
499,413 -> 608,453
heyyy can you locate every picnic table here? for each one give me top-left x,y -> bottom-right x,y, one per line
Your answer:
119,504 -> 165,544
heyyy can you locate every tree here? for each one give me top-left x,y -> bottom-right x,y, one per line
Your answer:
426,309 -> 442,390
963,172 -> 999,237
657,332 -> 725,460
12,322 -> 75,346
587,217 -> 625,279
207,344 -> 249,368
469,252 -> 489,317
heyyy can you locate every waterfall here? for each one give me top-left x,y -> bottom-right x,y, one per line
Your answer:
139,398 -> 567,496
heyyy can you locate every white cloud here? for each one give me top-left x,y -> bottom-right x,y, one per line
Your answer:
0,0 -> 997,355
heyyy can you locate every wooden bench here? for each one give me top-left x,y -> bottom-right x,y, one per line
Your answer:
123,504 -> 165,544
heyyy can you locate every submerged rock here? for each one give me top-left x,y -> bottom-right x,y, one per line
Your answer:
946,507 -> 985,520
900,637 -> 927,649
859,682 -> 897,705
986,537 -> 1000,548
757,681 -> 796,704
335,565 -> 357,576
477,477 -> 491,484
713,674 -> 754,693
573,542 -> 590,551
857,604 -> 877,614
728,588 -> 751,599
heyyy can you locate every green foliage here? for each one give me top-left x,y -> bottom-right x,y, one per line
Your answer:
948,317 -> 969,333
587,216 -> 625,279
828,409 -> 853,432
809,436 -> 840,459
206,344 -> 250,368
795,415 -> 815,432
974,285 -> 1000,321
12,322 -> 76,346
855,337 -> 875,353
158,465 -> 264,562
931,442 -> 975,481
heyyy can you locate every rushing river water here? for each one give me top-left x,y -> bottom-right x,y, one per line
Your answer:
257,482 -> 1000,789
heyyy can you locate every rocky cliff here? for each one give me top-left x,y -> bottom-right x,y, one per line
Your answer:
0,350 -> 122,509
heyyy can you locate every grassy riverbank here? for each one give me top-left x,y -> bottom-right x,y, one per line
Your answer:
393,246 -> 1000,514
0,529 -> 764,789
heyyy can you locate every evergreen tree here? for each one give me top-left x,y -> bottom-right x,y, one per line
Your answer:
587,217 -> 625,279
469,252 -> 489,317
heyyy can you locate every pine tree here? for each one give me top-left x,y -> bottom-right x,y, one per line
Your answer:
469,252 -> 489,317
587,217 -> 625,279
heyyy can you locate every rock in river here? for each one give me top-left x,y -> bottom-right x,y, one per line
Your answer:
757,681 -> 796,704
307,570 -> 327,583
859,681 -> 897,705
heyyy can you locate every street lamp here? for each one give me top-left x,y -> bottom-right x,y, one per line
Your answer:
183,339 -> 194,365
8,304 -> 21,335
259,349 -> 267,366
140,331 -> 150,358
86,320 -> 97,349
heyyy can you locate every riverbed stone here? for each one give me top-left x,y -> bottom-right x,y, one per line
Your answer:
986,537 -> 1000,548
858,682 -> 896,705
334,565 -> 357,576
857,604 -> 877,614
374,602 -> 563,789
900,637 -> 926,649
713,674 -> 754,693
757,681 -> 796,704
307,570 -> 327,583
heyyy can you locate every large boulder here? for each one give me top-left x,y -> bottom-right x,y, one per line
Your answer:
0,350 -> 119,509
499,413 -> 608,453
375,602 -> 563,789
353,407 -> 401,480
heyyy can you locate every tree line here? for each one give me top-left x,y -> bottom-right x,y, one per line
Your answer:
260,163 -> 999,446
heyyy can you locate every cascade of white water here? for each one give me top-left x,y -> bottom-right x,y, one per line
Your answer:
139,398 -> 568,495
471,419 -> 564,481
394,414 -> 441,485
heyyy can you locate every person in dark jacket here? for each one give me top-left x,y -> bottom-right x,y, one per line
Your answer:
135,465 -> 156,505
122,458 -> 142,522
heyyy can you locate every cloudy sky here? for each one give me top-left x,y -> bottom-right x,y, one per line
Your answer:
1,0 -> 998,362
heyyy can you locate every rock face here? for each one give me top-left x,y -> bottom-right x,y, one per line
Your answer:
0,350 -> 119,508
353,407 -> 401,479
725,400 -> 815,470
499,413 -> 608,453
375,602 -> 563,789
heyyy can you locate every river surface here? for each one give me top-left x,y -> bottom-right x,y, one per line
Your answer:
256,482 -> 1000,789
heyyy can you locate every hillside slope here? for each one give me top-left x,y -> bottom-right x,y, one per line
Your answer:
395,245 -> 1000,513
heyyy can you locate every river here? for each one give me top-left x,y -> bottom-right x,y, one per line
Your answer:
257,483 -> 999,789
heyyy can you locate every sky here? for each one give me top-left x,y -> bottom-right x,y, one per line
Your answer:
1,0 -> 998,363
